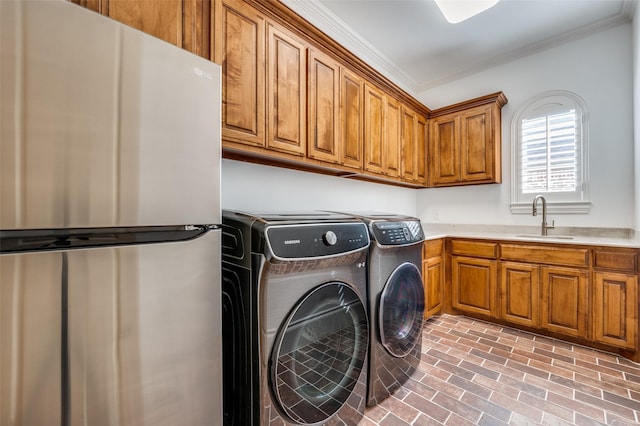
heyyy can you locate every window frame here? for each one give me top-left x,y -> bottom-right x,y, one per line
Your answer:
510,90 -> 590,214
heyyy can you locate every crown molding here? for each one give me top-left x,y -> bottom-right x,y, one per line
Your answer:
417,6 -> 634,91
281,0 -> 634,95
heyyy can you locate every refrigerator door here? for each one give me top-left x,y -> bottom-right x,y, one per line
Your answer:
0,230 -> 222,426
0,253 -> 62,425
1,0 -> 221,230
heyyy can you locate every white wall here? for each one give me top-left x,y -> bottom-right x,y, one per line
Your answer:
634,4 -> 640,233
221,159 -> 417,215
417,23 -> 634,228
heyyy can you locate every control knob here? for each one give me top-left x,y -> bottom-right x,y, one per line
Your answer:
322,231 -> 338,246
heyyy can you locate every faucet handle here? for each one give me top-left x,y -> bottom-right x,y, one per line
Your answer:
546,220 -> 555,230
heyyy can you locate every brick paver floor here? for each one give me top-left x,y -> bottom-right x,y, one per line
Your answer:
362,314 -> 640,425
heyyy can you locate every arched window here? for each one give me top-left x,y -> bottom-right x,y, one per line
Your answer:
510,91 -> 590,214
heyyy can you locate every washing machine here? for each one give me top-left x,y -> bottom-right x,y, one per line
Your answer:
221,210 -> 371,426
342,212 -> 425,406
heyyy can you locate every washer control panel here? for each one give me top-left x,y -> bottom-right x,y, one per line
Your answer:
266,222 -> 369,259
372,220 -> 424,245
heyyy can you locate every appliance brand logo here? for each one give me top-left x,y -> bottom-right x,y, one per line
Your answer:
283,239 -> 301,245
193,67 -> 213,80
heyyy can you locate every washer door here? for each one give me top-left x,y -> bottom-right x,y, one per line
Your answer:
379,262 -> 425,357
270,282 -> 369,425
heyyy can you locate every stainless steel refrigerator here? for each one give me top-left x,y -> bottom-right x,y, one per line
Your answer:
1,1 -> 222,425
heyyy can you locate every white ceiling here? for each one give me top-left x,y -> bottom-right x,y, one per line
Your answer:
281,0 -> 636,95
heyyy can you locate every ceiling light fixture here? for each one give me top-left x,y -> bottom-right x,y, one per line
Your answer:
434,0 -> 500,24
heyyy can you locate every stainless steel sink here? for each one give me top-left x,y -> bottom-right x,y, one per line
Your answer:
515,234 -> 574,240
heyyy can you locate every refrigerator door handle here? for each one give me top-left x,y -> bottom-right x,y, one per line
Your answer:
0,225 -> 220,254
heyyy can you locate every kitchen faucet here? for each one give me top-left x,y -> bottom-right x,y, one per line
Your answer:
532,195 -> 555,236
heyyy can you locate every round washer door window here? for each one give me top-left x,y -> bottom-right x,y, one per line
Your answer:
379,262 -> 425,357
270,282 -> 369,425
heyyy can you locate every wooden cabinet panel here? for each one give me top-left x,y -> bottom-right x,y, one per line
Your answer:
451,240 -> 497,259
415,115 -> 428,185
541,266 -> 588,338
460,106 -> 494,182
364,84 -> 384,174
400,107 -> 427,185
308,49 -> 339,163
500,262 -> 539,328
340,68 -> 364,170
423,239 -> 444,319
501,244 -> 588,268
384,97 -> 401,178
266,24 -> 306,155
452,256 -> 497,317
593,272 -> 637,349
424,239 -> 443,258
424,256 -> 443,319
215,0 -> 265,146
594,249 -> 638,273
429,115 -> 459,186
401,107 -> 416,181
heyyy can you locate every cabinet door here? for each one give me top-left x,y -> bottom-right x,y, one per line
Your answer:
460,105 -> 495,183
215,0 -> 265,147
500,262 -> 539,328
340,68 -> 364,170
384,97 -> 401,178
363,84 -> 384,174
401,107 -> 418,182
428,114 -> 460,186
266,24 -> 306,156
423,256 -> 443,319
307,49 -> 339,163
593,272 -> 638,349
452,256 -> 497,317
541,266 -> 588,338
415,114 -> 428,185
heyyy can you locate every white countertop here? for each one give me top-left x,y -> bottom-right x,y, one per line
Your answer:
421,224 -> 640,248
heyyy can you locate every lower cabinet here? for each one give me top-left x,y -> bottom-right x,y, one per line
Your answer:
593,271 -> 638,349
451,256 -> 497,317
422,239 -> 443,319
500,262 -> 539,328
540,266 -> 589,339
446,239 -> 639,359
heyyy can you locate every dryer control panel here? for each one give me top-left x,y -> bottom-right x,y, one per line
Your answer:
372,221 -> 424,245
266,222 -> 370,259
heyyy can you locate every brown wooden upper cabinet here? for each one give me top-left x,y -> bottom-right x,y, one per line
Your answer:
384,97 -> 402,179
74,0 -> 471,189
428,92 -> 507,187
401,107 -> 427,186
307,49 -> 364,170
363,83 -> 385,175
215,0 -> 306,156
339,68 -> 365,170
214,0 -> 265,147
308,49 -> 341,164
362,84 -> 422,181
266,23 -> 306,156
71,0 -> 211,58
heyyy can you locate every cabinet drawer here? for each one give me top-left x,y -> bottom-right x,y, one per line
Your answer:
593,249 -> 638,273
423,239 -> 443,258
451,240 -> 497,259
500,244 -> 588,268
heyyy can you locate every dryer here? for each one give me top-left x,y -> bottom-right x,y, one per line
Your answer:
344,212 -> 425,406
221,210 -> 370,425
